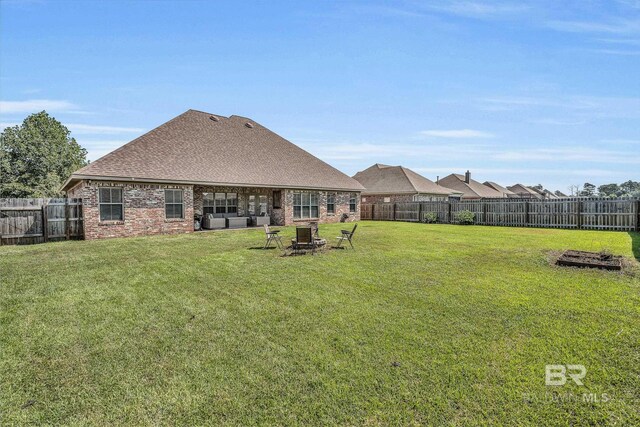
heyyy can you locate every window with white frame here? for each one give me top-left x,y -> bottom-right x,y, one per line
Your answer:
203,193 -> 215,215
248,194 -> 268,216
293,192 -> 319,219
349,193 -> 357,213
211,192 -> 237,214
327,193 -> 336,215
165,189 -> 184,219
99,187 -> 123,221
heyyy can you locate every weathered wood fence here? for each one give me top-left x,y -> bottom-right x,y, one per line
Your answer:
361,198 -> 640,232
0,198 -> 83,245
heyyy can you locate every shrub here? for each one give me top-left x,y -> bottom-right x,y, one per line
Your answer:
424,212 -> 438,223
456,210 -> 475,225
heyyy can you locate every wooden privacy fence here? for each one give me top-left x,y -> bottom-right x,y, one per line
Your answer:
361,198 -> 640,232
0,198 -> 83,245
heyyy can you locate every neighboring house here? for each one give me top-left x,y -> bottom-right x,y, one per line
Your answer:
62,110 -> 364,239
483,181 -> 518,198
352,164 -> 460,203
507,184 -> 544,199
437,171 -> 504,199
541,189 -> 560,199
554,190 -> 569,198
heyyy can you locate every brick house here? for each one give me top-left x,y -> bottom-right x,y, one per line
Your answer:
436,171 -> 505,199
507,184 -> 545,199
483,181 -> 518,198
62,110 -> 364,239
352,164 -> 460,203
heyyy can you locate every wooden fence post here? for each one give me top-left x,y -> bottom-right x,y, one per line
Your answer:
524,200 -> 529,226
393,203 -> 397,221
65,198 -> 70,240
482,200 -> 487,225
418,202 -> 423,222
577,199 -> 583,230
447,201 -> 452,224
42,200 -> 49,243
636,200 -> 639,232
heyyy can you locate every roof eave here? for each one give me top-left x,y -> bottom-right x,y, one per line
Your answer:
63,174 -> 364,193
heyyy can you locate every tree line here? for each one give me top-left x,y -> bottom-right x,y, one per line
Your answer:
572,182 -> 640,198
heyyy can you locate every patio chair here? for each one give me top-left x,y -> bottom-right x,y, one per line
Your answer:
336,224 -> 357,249
263,224 -> 283,249
308,221 -> 320,238
292,226 -> 316,255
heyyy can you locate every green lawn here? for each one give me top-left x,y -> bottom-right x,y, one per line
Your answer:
1,222 -> 639,426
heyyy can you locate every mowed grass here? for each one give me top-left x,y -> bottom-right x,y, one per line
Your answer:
1,222 -> 639,426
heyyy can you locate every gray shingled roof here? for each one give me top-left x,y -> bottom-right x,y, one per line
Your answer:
353,164 -> 459,195
437,173 -> 505,198
507,184 -> 544,198
63,110 -> 364,192
483,181 -> 516,196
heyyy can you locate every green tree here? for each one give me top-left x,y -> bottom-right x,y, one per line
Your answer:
619,180 -> 640,197
0,111 -> 87,197
598,183 -> 620,198
580,182 -> 596,197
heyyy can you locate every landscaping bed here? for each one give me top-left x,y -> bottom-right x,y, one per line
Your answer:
556,250 -> 623,270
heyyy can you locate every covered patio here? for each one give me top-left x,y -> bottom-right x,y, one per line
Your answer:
194,185 -> 284,229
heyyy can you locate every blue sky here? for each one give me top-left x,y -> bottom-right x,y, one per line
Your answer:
1,0 -> 638,192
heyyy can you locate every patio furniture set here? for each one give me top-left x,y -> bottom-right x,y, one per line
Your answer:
263,223 -> 357,255
200,214 -> 270,230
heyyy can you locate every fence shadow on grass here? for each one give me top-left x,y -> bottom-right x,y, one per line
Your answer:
629,232 -> 640,261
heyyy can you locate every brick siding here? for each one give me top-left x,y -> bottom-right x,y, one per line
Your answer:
72,180 -> 194,240
72,180 -> 360,239
283,190 -> 360,226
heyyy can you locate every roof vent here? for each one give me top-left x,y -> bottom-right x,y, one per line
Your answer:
209,115 -> 219,122
245,122 -> 254,128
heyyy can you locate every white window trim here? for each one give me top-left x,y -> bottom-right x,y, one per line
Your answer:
327,192 -> 336,215
165,189 -> 185,219
292,191 -> 319,220
98,187 -> 124,221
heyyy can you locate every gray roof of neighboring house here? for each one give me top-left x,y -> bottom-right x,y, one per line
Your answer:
540,189 -> 560,199
352,164 -> 460,196
437,173 -> 504,198
483,181 -> 517,197
63,110 -> 364,192
507,184 -> 544,198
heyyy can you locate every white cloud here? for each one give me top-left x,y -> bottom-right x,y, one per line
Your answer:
411,166 -> 629,177
67,124 -> 145,134
426,1 -> 530,18
493,147 -> 640,164
0,99 -> 79,114
419,129 -> 495,138
596,38 -> 640,45
477,95 -> 640,119
588,48 -> 640,55
601,138 -> 640,145
79,140 -> 130,161
546,19 -> 640,34
529,118 -> 586,125
1,121 -> 144,135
